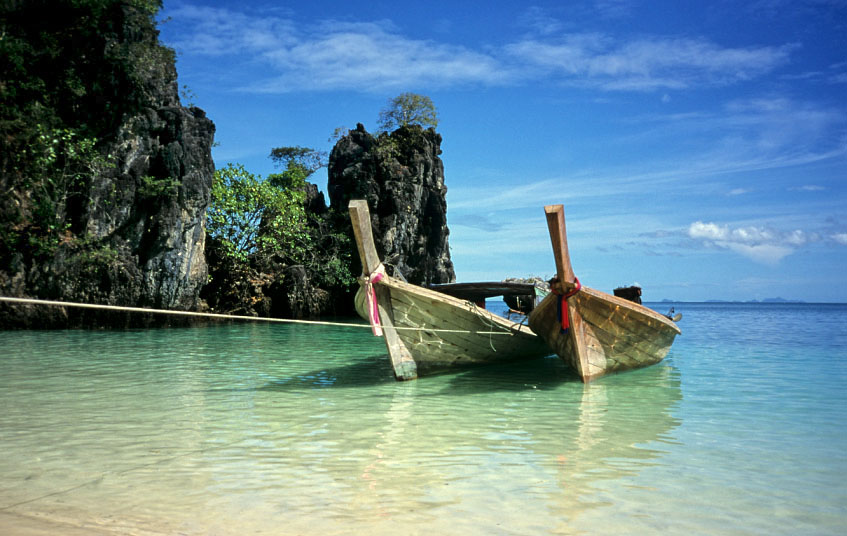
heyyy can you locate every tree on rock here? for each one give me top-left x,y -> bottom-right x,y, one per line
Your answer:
377,93 -> 438,132
268,146 -> 326,176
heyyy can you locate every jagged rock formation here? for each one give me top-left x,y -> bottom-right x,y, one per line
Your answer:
0,1 -> 214,327
327,123 -> 455,285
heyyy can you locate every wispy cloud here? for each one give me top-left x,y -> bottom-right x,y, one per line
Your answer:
615,96 -> 847,185
781,61 -> 847,84
254,24 -> 510,92
503,35 -> 794,91
687,221 -> 820,264
449,178 -> 563,210
517,6 -> 563,36
163,4 -> 796,93
448,213 -> 506,232
728,188 -> 752,195
789,185 -> 826,191
594,0 -> 636,19
163,4 -> 297,56
448,127 -> 844,213
165,7 -> 509,91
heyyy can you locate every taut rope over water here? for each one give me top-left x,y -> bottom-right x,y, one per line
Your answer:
0,296 -> 518,336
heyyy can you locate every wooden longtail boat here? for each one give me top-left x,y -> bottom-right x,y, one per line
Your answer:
349,200 -> 552,381
428,281 -> 548,315
528,205 -> 681,382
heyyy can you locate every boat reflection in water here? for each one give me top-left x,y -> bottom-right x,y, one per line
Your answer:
263,354 -> 683,533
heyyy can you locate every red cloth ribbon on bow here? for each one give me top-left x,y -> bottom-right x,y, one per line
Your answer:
364,271 -> 384,336
554,276 -> 582,333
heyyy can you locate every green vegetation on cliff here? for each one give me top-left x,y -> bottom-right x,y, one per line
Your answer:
204,155 -> 354,318
0,0 -> 448,324
377,92 -> 439,132
1,0 -> 217,327
0,0 -> 170,264
207,163 -> 310,265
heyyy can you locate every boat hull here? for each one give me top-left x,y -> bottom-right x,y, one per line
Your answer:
356,279 -> 552,375
529,286 -> 681,382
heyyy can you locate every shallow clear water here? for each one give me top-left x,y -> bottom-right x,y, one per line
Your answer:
0,303 -> 845,535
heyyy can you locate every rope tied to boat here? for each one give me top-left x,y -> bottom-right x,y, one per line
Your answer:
0,296 -> 521,335
468,301 -> 506,353
552,276 -> 581,334
359,265 -> 386,337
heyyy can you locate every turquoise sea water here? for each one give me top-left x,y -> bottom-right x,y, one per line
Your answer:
0,302 -> 845,535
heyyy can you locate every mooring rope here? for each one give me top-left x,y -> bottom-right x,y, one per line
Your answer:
0,296 -> 519,336
468,301 -> 506,352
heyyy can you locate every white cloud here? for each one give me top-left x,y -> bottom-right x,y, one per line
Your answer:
689,221 -> 730,241
687,221 -> 821,264
254,22 -> 510,92
725,243 -> 794,264
163,5 -> 297,56
163,4 -> 796,93
504,35 -> 794,91
785,229 -> 809,246
833,233 -> 847,245
789,185 -> 826,191
728,188 -> 752,195
165,6 -> 510,92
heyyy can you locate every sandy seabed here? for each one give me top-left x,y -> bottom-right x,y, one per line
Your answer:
0,511 -> 117,536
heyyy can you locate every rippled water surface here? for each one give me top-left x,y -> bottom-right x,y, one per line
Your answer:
1,303 -> 845,535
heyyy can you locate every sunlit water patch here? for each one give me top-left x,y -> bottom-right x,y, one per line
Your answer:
0,303 -> 845,534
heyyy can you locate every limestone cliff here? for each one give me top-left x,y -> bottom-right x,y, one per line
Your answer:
0,1 -> 215,327
328,124 -> 455,286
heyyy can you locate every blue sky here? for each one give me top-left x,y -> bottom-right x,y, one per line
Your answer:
158,0 -> 847,302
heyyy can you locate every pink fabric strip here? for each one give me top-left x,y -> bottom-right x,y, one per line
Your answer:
366,272 -> 384,336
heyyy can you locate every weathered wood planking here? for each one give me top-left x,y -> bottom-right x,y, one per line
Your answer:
349,200 -> 418,380
354,278 -> 551,375
349,199 -> 552,379
529,205 -> 681,382
543,204 -> 592,378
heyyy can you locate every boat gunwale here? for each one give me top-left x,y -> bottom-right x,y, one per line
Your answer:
577,286 -> 682,335
428,281 -> 547,298
365,275 -> 540,336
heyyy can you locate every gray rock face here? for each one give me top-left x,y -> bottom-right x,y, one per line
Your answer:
1,110 -> 215,330
87,104 -> 214,311
0,5 -> 215,328
328,124 -> 455,286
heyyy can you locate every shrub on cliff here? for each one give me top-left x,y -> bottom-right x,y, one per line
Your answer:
204,161 -> 354,317
207,163 -> 309,266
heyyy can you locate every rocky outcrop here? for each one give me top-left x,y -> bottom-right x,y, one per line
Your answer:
327,124 -> 455,285
0,2 -> 214,328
